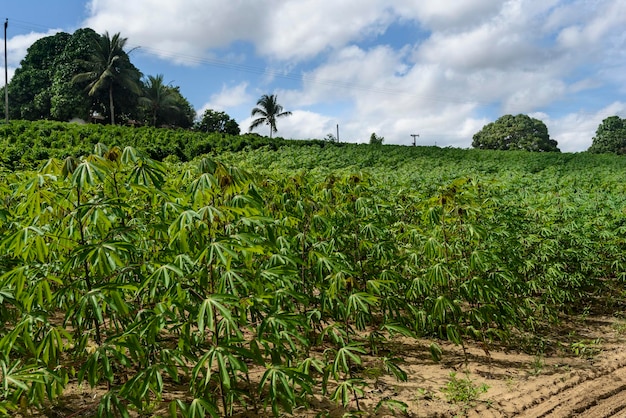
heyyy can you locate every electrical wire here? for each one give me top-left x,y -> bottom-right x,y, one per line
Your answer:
4,16 -> 614,119
4,16 -> 494,107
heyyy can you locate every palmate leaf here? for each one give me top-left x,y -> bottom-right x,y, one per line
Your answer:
196,294 -> 237,336
196,204 -> 225,223
0,356 -> 47,393
0,267 -> 28,301
138,263 -> 184,297
169,398 -> 220,418
382,356 -> 408,382
70,241 -> 134,276
61,156 -> 80,178
191,343 -> 249,404
167,209 -> 201,252
330,378 -> 365,408
71,158 -> 108,189
1,225 -> 49,262
431,295 -> 461,325
331,343 -> 366,379
97,391 -> 130,418
258,365 -> 313,417
121,146 -> 140,164
375,398 -> 408,415
128,161 -> 165,188
37,158 -> 62,176
198,157 -> 218,174
189,173 -> 219,201
346,292 -> 378,317
365,279 -> 395,295
197,239 -> 240,269
118,364 -> 164,408
18,186 -> 50,219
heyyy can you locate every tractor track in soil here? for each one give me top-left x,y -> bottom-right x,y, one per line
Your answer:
468,345 -> 626,418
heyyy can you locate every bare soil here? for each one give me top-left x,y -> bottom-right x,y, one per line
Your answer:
16,314 -> 626,418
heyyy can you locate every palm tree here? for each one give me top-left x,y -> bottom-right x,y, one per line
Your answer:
72,32 -> 141,125
140,74 -> 180,127
249,94 -> 292,138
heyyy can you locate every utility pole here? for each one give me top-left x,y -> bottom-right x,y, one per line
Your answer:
410,133 -> 419,146
336,123 -> 339,142
4,18 -> 8,123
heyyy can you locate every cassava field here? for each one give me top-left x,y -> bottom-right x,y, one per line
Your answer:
1,121 -> 626,417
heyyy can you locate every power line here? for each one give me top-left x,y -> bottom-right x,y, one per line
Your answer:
3,17 -> 617,118
6,17 -> 482,106
5,18 -> 62,33
130,44 -> 500,107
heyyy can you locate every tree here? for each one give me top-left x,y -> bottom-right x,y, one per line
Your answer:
4,32 -> 72,119
72,31 -> 142,125
324,133 -> 338,142
49,28 -> 100,121
588,116 -> 626,154
3,28 -> 139,122
249,94 -> 292,138
167,87 -> 195,129
369,132 -> 384,145
196,109 -> 240,135
139,74 -> 180,127
472,114 -> 559,152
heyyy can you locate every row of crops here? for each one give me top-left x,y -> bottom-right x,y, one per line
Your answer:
0,120 -> 336,169
1,140 -> 625,416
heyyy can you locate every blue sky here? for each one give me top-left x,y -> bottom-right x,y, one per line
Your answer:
2,0 -> 626,151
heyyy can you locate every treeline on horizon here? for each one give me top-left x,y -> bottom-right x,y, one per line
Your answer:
2,120 -> 626,175
3,27 -> 626,155
0,120 -> 340,169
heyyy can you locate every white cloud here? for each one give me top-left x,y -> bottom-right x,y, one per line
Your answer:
7,30 -> 60,65
259,0 -> 394,61
85,0 -> 267,64
1,29 -> 60,86
244,110 -> 336,139
556,0 -> 626,49
80,0 -> 626,151
541,102 -> 626,152
197,82 -> 251,115
84,0 -> 398,63
393,0 -> 503,30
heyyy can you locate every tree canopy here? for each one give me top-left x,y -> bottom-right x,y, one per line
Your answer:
2,28 -> 195,129
196,109 -> 240,135
139,74 -> 194,127
472,114 -> 560,152
72,31 -> 142,125
369,132 -> 384,145
249,94 -> 292,138
587,116 -> 626,154
4,31 -> 78,120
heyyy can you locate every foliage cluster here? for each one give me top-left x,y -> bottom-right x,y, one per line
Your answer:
0,140 -> 625,416
369,133 -> 384,146
249,94 -> 292,138
2,28 -> 97,122
472,114 -> 560,152
441,373 -> 489,405
588,116 -> 626,154
196,109 -> 241,136
1,29 -> 196,129
0,120 -> 290,169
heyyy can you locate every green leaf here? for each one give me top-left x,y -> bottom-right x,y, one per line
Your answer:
71,159 -> 107,188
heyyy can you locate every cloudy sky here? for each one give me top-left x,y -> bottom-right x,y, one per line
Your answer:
2,0 -> 625,151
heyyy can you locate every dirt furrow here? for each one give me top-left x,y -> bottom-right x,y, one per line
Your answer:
515,359 -> 626,417
576,386 -> 626,418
